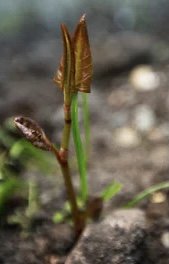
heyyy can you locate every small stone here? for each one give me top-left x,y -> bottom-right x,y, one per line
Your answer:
161,232 -> 169,248
66,209 -> 147,264
50,255 -> 65,264
133,105 -> 156,132
148,123 -> 169,142
107,88 -> 136,108
114,127 -> 140,147
150,146 -> 169,168
130,65 -> 160,91
151,192 -> 166,204
41,192 -> 52,205
111,111 -> 129,128
35,237 -> 48,254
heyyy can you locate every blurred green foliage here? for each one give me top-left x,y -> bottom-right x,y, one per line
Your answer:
0,118 -> 56,225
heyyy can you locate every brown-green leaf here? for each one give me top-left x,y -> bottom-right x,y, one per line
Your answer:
14,116 -> 52,151
73,14 -> 93,93
53,24 -> 75,93
54,15 -> 92,94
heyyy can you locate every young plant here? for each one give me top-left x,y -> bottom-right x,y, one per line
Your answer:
14,15 -> 122,236
14,15 -> 92,236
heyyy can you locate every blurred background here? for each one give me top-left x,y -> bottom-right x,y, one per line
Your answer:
1,0 -> 169,120
1,0 -> 169,229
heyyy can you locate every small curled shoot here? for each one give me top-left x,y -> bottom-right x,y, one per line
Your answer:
14,116 -> 52,151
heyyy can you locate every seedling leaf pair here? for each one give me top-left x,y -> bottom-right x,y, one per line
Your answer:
54,14 -> 92,94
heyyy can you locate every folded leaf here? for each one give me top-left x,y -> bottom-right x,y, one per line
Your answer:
14,116 -> 52,151
73,14 -> 93,93
54,15 -> 92,94
54,24 -> 75,93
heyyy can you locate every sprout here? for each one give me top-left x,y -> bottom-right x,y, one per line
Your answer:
14,116 -> 52,151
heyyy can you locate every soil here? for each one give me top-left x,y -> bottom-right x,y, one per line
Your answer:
1,31 -> 169,263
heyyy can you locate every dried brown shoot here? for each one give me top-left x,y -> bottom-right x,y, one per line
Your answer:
14,116 -> 52,151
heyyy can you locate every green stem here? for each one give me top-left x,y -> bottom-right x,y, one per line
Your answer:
82,93 -> 90,159
53,85 -> 85,234
71,93 -> 88,202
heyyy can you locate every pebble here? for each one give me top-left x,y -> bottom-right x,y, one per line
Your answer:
130,65 -> 160,91
107,87 -> 136,108
149,146 -> 169,168
151,192 -> 166,204
161,232 -> 169,248
111,111 -> 129,128
133,105 -> 156,132
114,127 -> 140,147
66,209 -> 146,264
148,123 -> 169,142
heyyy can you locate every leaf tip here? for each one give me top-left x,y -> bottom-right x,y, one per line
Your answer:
80,14 -> 86,23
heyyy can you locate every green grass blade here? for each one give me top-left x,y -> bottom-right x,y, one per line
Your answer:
101,181 -> 122,202
81,93 -> 90,158
26,180 -> 40,219
71,93 -> 88,201
124,181 -> 169,208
